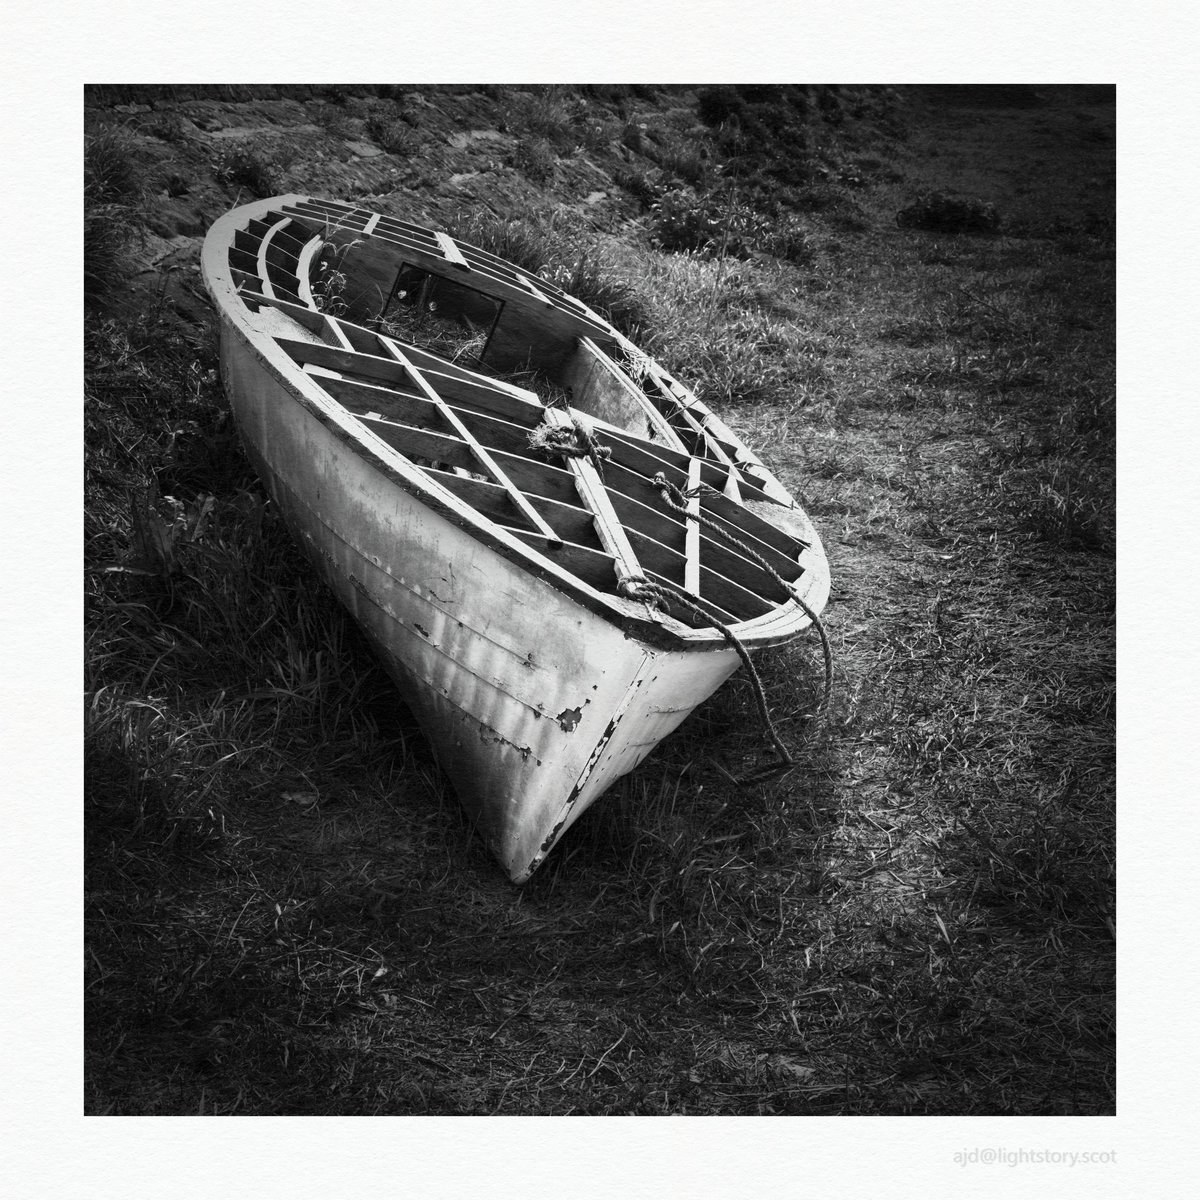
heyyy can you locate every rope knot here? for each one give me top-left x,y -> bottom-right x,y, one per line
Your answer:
652,470 -> 719,512
530,418 -> 612,473
617,574 -> 665,607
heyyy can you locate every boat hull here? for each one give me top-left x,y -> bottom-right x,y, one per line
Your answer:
219,318 -> 739,881
203,194 -> 832,881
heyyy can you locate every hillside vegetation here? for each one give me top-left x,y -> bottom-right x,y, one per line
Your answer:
85,84 -> 1114,1115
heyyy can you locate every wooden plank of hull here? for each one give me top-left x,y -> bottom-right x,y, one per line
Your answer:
220,327 -> 739,879
411,638 -> 738,882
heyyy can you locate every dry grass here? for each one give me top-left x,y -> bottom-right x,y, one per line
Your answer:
84,85 -> 1113,1116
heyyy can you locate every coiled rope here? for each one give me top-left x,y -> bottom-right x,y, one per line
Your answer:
531,421 -> 834,785
616,572 -> 798,784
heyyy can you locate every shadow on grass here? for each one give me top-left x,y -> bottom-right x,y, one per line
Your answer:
85,592 -> 853,1114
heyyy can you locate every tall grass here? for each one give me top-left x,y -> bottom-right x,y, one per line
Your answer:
364,110 -> 422,156
448,208 -> 651,339
85,126 -> 145,302
500,86 -> 616,155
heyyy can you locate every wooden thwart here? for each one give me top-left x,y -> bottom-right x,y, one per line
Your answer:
540,407 -> 644,591
684,456 -> 702,597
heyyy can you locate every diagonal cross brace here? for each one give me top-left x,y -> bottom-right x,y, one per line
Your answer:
379,337 -> 563,546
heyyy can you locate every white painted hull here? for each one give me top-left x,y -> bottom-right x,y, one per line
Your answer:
203,195 -> 831,881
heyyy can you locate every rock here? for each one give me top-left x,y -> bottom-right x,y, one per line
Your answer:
447,129 -> 507,150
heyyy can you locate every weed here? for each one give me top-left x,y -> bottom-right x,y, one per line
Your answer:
509,136 -> 556,184
364,112 -> 421,156
649,187 -> 766,258
212,146 -> 281,197
760,215 -> 815,264
312,103 -> 360,140
501,87 -> 615,155
648,184 -> 816,264
651,140 -> 714,188
146,110 -> 190,144
613,165 -> 668,208
695,85 -> 827,188
86,125 -> 142,206
696,85 -> 747,128
309,235 -> 364,318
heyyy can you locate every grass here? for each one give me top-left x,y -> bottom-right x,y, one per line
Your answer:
448,206 -> 652,340
364,110 -> 422,156
84,85 -> 1113,1116
500,86 -> 616,155
212,145 -> 282,198
85,125 -> 145,302
509,136 -> 556,184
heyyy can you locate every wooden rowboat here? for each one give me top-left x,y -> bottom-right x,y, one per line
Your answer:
201,194 -> 830,882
